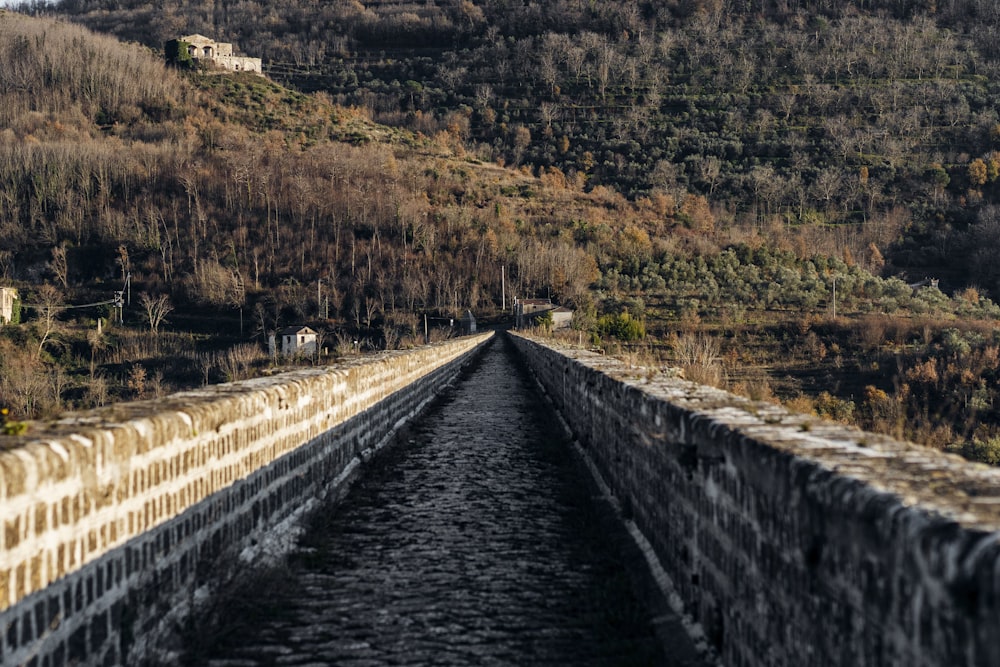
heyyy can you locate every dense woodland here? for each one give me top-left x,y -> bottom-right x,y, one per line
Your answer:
4,5 -> 1000,463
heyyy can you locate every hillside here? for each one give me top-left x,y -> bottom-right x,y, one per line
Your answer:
3,10 -> 1000,464
38,0 -> 1000,295
0,11 -> 643,416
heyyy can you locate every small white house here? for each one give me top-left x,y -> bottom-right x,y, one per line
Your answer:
0,287 -> 17,326
279,325 -> 318,356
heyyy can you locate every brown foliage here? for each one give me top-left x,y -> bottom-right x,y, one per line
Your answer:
0,13 -> 183,129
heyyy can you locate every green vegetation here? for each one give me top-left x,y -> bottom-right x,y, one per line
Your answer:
535,309 -> 555,332
597,311 -> 646,342
954,437 -> 1000,466
164,39 -> 194,69
1,407 -> 28,436
9,298 -> 21,326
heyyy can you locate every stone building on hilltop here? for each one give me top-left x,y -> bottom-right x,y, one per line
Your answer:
166,34 -> 262,74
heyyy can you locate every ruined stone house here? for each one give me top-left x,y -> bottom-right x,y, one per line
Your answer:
174,34 -> 262,74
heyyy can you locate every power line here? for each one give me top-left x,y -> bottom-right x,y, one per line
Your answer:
18,298 -> 118,310
17,274 -> 130,317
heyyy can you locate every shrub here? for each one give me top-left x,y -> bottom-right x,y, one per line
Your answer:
814,391 -> 855,423
597,311 -> 645,341
955,437 -> 1000,466
940,328 -> 971,358
1,407 -> 28,436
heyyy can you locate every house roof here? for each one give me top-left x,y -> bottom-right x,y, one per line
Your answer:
278,326 -> 317,336
519,298 -> 552,305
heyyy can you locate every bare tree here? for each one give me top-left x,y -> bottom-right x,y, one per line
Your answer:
139,292 -> 173,335
382,325 -> 401,350
87,322 -> 105,375
474,84 -> 493,109
0,339 -> 49,418
695,156 -> 722,197
539,102 -> 560,133
33,284 -> 63,359
84,373 -> 109,408
812,168 -> 845,210
117,244 -> 130,284
49,245 -> 69,289
512,126 -> 531,166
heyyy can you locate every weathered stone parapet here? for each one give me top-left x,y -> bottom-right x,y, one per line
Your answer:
510,332 -> 1000,667
0,332 -> 492,665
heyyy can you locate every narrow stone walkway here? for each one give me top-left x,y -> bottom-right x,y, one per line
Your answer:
197,337 -> 704,666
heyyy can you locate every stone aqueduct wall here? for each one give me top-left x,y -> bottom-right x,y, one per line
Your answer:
510,332 -> 1000,667
0,332 -> 492,667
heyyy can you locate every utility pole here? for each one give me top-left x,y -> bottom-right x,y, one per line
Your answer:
832,276 -> 837,319
113,289 -> 124,324
501,265 -> 506,311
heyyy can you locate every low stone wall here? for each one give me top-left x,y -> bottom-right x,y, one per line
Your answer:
510,332 -> 1000,667
0,332 -> 492,666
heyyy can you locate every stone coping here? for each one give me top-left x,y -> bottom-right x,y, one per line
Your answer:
518,334 -> 1000,533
